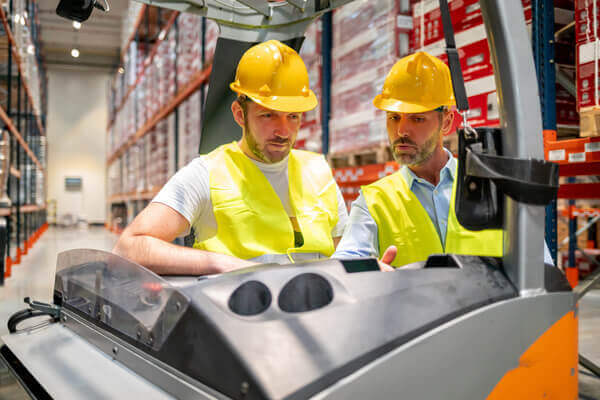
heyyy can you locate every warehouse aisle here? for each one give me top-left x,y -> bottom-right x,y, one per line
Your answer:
0,227 -> 599,398
0,226 -> 118,399
0,226 -> 118,339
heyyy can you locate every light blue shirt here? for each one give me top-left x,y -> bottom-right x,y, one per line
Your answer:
333,150 -> 553,265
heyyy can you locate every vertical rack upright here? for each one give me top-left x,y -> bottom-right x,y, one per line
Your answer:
0,0 -> 48,284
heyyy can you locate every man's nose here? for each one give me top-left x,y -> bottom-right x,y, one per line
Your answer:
274,115 -> 293,137
395,118 -> 411,139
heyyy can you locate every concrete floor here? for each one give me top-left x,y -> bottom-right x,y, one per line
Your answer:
0,226 -> 118,400
0,226 -> 598,399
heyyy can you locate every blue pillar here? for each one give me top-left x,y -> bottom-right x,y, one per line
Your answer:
532,0 -> 557,264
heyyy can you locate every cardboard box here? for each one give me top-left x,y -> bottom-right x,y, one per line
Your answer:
576,0 -> 600,44
437,36 -> 493,83
464,74 -> 500,127
580,107 -> 600,137
576,39 -> 600,110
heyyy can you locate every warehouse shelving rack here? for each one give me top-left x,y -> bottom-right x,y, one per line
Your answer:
0,0 -> 48,285
106,5 -> 212,233
533,0 -> 600,288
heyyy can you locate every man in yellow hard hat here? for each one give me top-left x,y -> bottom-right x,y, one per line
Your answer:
114,40 -> 348,275
334,51 -> 552,269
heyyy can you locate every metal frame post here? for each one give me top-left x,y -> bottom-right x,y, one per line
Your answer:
532,0 -> 558,264
321,11 -> 332,155
568,177 -> 577,269
479,0 -> 546,293
15,68 -> 21,256
6,15 -> 12,265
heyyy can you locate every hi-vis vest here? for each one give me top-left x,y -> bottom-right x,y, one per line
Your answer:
194,142 -> 339,263
362,167 -> 503,268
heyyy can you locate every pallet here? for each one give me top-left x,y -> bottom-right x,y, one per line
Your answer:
580,107 -> 600,138
328,145 -> 393,168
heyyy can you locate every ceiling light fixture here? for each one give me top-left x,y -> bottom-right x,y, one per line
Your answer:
73,21 -> 81,30
71,48 -> 80,58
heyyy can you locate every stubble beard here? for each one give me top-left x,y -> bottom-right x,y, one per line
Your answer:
392,127 -> 442,167
244,120 -> 291,163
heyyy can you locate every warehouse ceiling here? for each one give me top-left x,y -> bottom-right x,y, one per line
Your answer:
37,1 -> 128,70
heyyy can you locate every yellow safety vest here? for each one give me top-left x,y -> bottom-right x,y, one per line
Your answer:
362,167 -> 503,268
194,142 -> 339,262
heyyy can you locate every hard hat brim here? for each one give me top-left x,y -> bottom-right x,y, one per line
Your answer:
373,94 -> 456,113
231,83 -> 318,113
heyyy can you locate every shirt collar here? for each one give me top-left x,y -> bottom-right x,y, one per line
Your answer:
400,148 -> 456,189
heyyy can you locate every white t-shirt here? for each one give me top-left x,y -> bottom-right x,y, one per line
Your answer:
152,154 -> 349,242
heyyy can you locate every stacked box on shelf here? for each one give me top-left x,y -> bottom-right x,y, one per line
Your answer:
167,113 -> 177,178
556,77 -> 580,129
137,73 -> 149,131
11,0 -> 43,115
397,0 -> 414,59
108,162 -> 120,199
147,119 -> 172,191
576,0 -> 600,44
146,62 -> 159,120
156,28 -> 177,109
124,41 -> 139,89
329,0 -> 398,155
411,0 -> 533,129
297,19 -> 322,152
576,0 -> 600,137
122,150 -> 132,194
122,2 -> 144,50
178,90 -> 202,168
177,13 -> 203,89
205,19 -> 219,64
146,129 -> 158,190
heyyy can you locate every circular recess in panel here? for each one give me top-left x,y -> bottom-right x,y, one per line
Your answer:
228,280 -> 272,316
278,273 -> 333,313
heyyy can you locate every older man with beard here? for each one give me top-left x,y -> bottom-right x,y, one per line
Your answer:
334,51 -> 552,269
114,40 -> 348,275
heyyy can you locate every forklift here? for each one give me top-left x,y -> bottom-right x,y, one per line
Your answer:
0,0 -> 589,398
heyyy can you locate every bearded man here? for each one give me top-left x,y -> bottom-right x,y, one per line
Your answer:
114,40 -> 348,274
334,52 -> 552,269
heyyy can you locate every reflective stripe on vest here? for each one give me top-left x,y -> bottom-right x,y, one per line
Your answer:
194,142 -> 339,261
362,167 -> 503,268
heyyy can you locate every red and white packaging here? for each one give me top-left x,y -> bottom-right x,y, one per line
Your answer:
576,0 -> 600,44
411,0 -> 533,52
330,0 -> 396,154
299,19 -> 322,130
464,74 -> 500,127
556,77 -> 579,127
577,39 -> 600,110
205,20 -> 219,64
433,24 -> 493,83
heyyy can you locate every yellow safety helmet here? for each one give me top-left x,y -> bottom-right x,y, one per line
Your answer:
230,40 -> 318,113
373,51 -> 456,113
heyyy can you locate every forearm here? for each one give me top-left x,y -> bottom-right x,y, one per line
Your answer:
113,234 -> 255,275
332,192 -> 380,259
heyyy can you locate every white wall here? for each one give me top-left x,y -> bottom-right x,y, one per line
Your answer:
47,67 -> 110,224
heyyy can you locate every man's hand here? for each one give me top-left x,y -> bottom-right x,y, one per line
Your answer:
379,245 -> 397,272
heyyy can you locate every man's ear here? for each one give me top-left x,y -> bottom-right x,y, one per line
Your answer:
441,110 -> 455,135
231,100 -> 245,129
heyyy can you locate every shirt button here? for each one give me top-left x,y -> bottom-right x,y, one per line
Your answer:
433,189 -> 438,194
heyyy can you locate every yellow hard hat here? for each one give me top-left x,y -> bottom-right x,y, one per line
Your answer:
373,51 -> 456,113
230,40 -> 318,113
